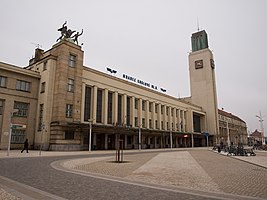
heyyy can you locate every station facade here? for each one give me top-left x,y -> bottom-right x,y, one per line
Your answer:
0,29 -> 246,150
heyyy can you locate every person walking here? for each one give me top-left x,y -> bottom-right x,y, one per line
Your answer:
21,138 -> 29,153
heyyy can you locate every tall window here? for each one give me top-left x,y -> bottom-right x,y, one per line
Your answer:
16,80 -> 30,92
67,79 -> 74,92
66,104 -> 73,118
11,130 -> 25,144
142,118 -> 145,128
166,107 -> 169,116
161,105 -> 164,114
41,82 -> 46,93
117,94 -> 122,125
135,99 -> 138,109
96,90 -> 103,123
134,117 -> 138,127
43,61 -> 47,71
84,87 -> 91,121
155,104 -> 158,113
14,101 -> 29,117
38,104 -> 44,130
108,92 -> 113,124
142,100 -> 146,111
0,76 -> 7,88
149,102 -> 152,112
126,97 -> 131,126
149,119 -> 152,128
0,100 -> 3,115
69,54 -> 76,67
155,120 -> 158,129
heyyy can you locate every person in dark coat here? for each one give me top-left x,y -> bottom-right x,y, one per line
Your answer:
21,138 -> 29,153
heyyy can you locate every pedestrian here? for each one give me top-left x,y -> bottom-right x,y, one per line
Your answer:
21,138 -> 29,153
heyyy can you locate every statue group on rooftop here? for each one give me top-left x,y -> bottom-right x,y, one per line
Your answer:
56,21 -> 83,45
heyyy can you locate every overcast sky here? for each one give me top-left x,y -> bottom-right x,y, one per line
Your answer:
1,0 -> 266,136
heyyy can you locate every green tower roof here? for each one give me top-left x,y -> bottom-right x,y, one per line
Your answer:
191,30 -> 209,52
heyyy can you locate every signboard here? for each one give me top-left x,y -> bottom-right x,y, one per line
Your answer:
11,124 -> 26,129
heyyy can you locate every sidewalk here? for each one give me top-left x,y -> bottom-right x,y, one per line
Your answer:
1,148 -> 267,200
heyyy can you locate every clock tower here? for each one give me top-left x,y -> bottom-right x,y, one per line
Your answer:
188,30 -> 219,143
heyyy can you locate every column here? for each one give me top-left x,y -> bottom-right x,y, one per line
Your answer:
158,103 -> 162,130
92,85 -> 98,124
81,82 -> 86,122
145,100 -> 149,129
152,102 -> 155,129
162,105 -> 166,130
103,89 -> 108,125
178,109 -> 181,132
113,92 -> 118,124
122,94 -> 127,125
173,108 -> 177,131
130,97 -> 135,127
138,98 -> 142,127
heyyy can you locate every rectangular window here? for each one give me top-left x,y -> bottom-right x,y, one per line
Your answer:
149,119 -> 152,128
43,61 -> 47,71
14,101 -> 29,117
142,100 -> 145,111
134,117 -> 138,127
155,120 -> 158,129
16,80 -> 30,92
107,92 -> 113,124
171,108 -> 173,117
149,102 -> 152,112
161,121 -> 164,130
41,82 -> 46,93
161,105 -> 164,114
67,79 -> 74,92
155,104 -> 158,113
69,54 -> 76,67
0,76 -> 7,88
84,86 -> 91,121
65,131 -> 74,140
135,99 -> 138,109
11,130 -> 25,144
167,122 -> 169,130
38,104 -> 44,130
96,90 -> 103,123
66,104 -> 73,118
166,107 -> 169,116
142,118 -> 145,128
0,100 -> 3,115
127,97 -> 131,126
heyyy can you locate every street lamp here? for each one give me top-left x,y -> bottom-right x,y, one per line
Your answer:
138,124 -> 142,151
88,119 -> 94,152
7,109 -> 19,156
256,112 -> 265,145
39,123 -> 45,156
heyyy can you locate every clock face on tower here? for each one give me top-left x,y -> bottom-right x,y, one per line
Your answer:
195,60 -> 203,69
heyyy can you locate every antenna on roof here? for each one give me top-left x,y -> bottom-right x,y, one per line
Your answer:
31,42 -> 42,49
197,17 -> 200,31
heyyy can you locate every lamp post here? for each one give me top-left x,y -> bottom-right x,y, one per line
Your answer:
256,112 -> 265,145
39,123 -> 45,156
88,119 -> 94,152
138,124 -> 142,151
226,119 -> 230,146
7,109 -> 19,156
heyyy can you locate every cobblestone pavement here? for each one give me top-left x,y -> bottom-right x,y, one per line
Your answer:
1,149 -> 267,200
62,150 -> 267,199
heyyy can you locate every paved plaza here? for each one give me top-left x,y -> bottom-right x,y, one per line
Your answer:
0,148 -> 267,200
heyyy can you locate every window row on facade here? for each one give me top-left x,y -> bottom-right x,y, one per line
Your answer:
83,85 -> 187,132
0,75 -> 31,92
